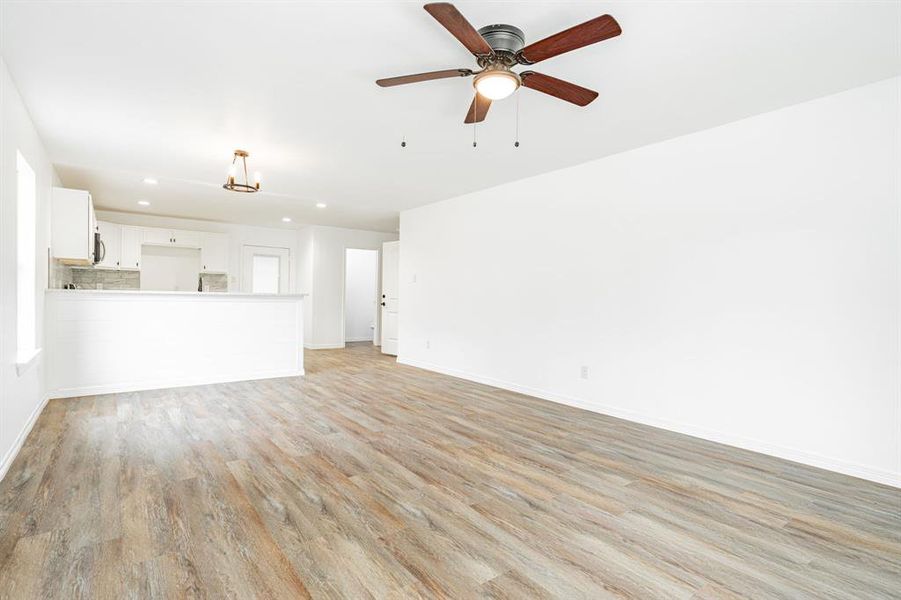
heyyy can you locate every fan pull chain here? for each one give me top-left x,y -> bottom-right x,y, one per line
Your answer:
473,95 -> 478,148
514,91 -> 520,148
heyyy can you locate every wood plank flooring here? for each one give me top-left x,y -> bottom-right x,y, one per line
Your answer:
1,342 -> 899,598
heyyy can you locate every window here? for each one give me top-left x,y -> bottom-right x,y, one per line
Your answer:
16,151 -> 37,368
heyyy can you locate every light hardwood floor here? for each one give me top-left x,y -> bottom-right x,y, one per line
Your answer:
0,343 -> 898,598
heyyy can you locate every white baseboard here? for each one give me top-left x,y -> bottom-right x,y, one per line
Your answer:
344,337 -> 374,343
48,368 -> 305,400
0,393 -> 50,483
397,357 -> 901,488
304,343 -> 346,350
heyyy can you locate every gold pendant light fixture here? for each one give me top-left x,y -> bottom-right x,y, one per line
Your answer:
223,149 -> 261,193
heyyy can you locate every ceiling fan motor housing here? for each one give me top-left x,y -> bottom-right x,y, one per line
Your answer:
477,24 -> 525,54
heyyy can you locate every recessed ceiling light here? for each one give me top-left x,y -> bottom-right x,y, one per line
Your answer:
281,217 -> 292,223
316,202 -> 327,209
143,177 -> 158,185
137,200 -> 151,206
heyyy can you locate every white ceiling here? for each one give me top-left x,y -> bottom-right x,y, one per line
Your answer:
2,1 -> 899,232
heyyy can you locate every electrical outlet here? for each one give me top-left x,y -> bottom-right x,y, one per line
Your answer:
580,366 -> 589,380
425,340 -> 430,350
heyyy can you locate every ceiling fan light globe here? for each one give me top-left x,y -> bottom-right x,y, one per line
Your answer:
473,70 -> 520,101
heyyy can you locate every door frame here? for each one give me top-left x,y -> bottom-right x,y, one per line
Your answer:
339,247 -> 382,347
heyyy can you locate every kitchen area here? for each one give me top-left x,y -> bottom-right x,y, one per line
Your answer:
53,187 -> 231,292
46,186 -> 306,399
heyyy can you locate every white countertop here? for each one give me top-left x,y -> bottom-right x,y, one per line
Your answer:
47,288 -> 307,299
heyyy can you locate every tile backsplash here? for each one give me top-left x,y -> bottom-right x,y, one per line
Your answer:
200,273 -> 228,292
55,266 -> 228,292
58,266 -> 141,290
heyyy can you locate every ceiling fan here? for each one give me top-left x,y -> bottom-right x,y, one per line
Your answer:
376,3 -> 622,124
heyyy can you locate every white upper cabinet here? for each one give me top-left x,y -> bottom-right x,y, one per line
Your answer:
200,233 -> 229,273
120,226 -> 143,270
96,221 -> 121,269
171,229 -> 201,248
52,187 -> 97,265
142,227 -> 202,248
141,227 -> 173,246
62,218 -> 229,274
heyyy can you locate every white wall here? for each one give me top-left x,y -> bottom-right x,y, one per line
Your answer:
297,226 -> 314,343
0,58 -> 59,478
96,210 -> 300,293
140,245 -> 201,292
399,77 -> 901,486
344,248 -> 379,342
302,225 -> 398,349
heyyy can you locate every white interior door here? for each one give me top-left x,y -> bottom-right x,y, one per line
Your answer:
241,245 -> 290,294
380,241 -> 399,355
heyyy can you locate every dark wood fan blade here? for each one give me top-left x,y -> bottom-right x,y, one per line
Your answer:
464,93 -> 491,123
519,14 -> 621,64
376,68 -> 473,87
424,3 -> 493,57
521,71 -> 598,106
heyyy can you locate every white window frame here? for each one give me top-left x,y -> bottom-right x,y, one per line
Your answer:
15,150 -> 40,375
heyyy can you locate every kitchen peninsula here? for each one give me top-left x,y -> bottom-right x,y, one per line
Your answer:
45,289 -> 306,398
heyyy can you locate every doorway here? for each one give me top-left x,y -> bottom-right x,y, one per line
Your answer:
241,245 -> 290,294
343,248 -> 380,344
